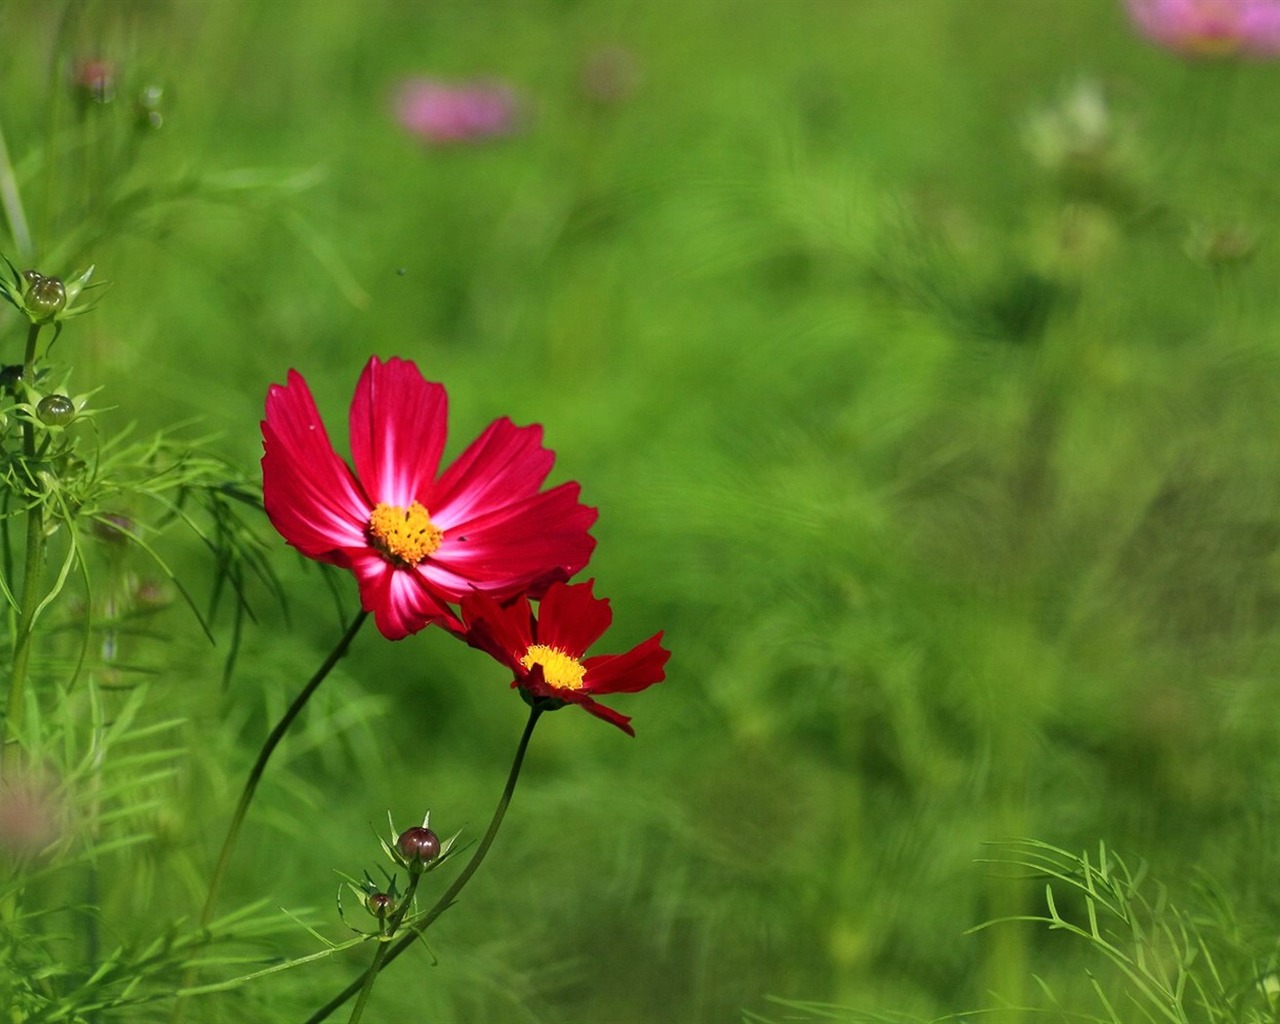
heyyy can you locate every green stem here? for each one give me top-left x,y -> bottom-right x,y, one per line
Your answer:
347,872 -> 422,1024
169,609 -> 368,1024
306,706 -> 543,1024
200,608 -> 368,926
3,323 -> 45,776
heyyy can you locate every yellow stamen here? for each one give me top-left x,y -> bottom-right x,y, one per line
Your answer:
368,501 -> 443,566
521,644 -> 586,691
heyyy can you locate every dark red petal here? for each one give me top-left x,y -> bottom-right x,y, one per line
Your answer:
582,633 -> 669,695
262,370 -> 371,557
460,590 -> 534,670
348,356 -> 448,508
431,418 -> 554,520
536,580 -> 612,655
350,552 -> 459,638
423,483 -> 596,601
567,693 -> 636,736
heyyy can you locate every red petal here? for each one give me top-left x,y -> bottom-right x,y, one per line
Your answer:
582,632 -> 669,695
423,484 -> 597,600
348,356 -> 448,508
262,370 -> 371,558
431,418 -> 555,522
567,694 -> 636,736
459,590 -> 533,671
536,580 -> 612,655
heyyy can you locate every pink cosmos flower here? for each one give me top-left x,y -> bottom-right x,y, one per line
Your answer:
1123,0 -> 1280,57
261,357 -> 597,639
460,580 -> 669,736
393,77 -> 520,144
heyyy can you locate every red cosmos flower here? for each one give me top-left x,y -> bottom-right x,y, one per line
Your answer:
261,356 -> 597,639
460,580 -> 669,736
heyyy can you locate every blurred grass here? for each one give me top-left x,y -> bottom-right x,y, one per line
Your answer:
6,0 -> 1280,1020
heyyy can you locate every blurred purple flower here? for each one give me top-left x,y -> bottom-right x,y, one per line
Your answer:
393,77 -> 521,144
1124,0 -> 1280,57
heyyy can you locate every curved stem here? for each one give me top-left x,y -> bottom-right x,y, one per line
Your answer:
306,706 -> 543,1024
3,323 -> 45,776
200,608 -> 369,926
169,609 -> 369,1024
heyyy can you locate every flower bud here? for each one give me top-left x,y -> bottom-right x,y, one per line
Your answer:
366,891 -> 395,919
135,84 -> 165,131
25,275 -> 67,322
92,514 -> 135,545
396,826 -> 440,869
73,59 -> 116,106
37,395 -> 75,427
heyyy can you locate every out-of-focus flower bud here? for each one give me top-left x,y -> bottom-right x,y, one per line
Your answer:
1186,223 -> 1257,267
135,84 -> 165,131
0,770 -> 64,860
36,394 -> 75,427
73,59 -> 116,106
93,514 -> 135,545
0,365 -> 23,391
580,46 -> 642,106
1023,79 -> 1139,206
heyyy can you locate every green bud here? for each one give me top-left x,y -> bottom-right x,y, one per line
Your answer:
25,275 -> 67,322
37,394 -> 75,427
135,84 -> 165,131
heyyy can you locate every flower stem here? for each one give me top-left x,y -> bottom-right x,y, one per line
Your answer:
200,608 -> 369,925
306,706 -> 543,1024
3,323 -> 45,776
170,608 -> 369,1024
346,873 -> 422,1024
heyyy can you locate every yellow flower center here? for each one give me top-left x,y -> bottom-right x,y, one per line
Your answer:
367,501 -> 443,566
521,644 -> 586,691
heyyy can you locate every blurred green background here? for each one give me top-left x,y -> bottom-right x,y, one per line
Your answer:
5,0 -> 1280,1019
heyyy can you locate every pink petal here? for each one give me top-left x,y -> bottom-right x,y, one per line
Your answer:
348,356 -> 448,508
423,483 -> 597,600
262,370 -> 371,558
350,552 -> 459,638
431,418 -> 555,525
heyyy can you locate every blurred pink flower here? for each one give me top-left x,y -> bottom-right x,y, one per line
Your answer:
1124,0 -> 1280,57
393,77 -> 521,144
0,772 -> 63,860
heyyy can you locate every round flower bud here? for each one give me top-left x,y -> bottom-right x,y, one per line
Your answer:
37,395 -> 75,427
25,276 -> 66,321
135,84 -> 165,131
366,891 -> 395,919
396,826 -> 441,869
93,514 -> 135,545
